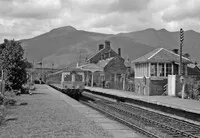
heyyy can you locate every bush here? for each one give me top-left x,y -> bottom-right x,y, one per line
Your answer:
184,77 -> 200,100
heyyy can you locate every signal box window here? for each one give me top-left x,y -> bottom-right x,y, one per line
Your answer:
166,63 -> 172,76
158,63 -> 164,76
151,63 -> 157,76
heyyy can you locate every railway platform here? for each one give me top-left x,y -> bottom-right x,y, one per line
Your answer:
85,86 -> 200,123
0,84 -> 145,138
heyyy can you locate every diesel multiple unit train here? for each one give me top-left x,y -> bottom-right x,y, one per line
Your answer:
46,68 -> 85,99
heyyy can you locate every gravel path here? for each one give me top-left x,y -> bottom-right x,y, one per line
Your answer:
0,85 -> 114,138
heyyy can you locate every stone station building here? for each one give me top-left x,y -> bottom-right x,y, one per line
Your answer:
79,40 -> 127,90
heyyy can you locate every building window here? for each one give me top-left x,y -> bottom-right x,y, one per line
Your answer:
166,63 -> 172,76
151,63 -> 157,76
158,63 -> 164,76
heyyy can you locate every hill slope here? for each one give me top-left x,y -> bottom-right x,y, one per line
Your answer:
118,28 -> 200,62
22,26 -> 200,68
21,26 -> 154,68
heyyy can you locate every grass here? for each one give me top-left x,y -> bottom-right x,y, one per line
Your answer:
0,90 -> 17,126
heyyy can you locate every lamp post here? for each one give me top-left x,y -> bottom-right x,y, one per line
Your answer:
180,28 -> 184,99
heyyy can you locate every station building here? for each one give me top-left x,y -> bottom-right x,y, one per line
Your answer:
79,40 -> 127,90
132,48 -> 191,96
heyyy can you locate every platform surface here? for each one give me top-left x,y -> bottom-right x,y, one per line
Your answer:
85,86 -> 200,115
0,85 -> 145,138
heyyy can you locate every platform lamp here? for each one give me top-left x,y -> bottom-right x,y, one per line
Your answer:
180,28 -> 185,99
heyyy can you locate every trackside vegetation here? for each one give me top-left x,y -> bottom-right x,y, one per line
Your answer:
0,39 -> 32,91
0,39 -> 32,125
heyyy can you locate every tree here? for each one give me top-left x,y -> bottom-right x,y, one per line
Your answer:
0,39 -> 31,91
24,59 -> 33,68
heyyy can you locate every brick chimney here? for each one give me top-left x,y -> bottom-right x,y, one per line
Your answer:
172,49 -> 179,54
105,40 -> 110,49
118,48 -> 121,56
99,44 -> 104,51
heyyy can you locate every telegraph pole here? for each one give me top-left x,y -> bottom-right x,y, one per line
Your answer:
180,28 -> 184,75
180,28 -> 185,99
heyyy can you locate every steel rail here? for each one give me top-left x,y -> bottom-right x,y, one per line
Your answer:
98,101 -> 199,138
116,102 -> 200,135
82,92 -> 200,138
80,100 -> 160,138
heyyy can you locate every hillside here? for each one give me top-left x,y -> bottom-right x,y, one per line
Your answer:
21,26 -> 154,68
21,26 -> 200,68
118,28 -> 200,62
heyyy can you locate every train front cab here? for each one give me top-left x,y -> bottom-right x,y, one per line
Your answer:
61,71 -> 85,99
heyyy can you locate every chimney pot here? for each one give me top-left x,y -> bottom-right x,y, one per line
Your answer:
172,49 -> 179,54
118,48 -> 121,56
99,44 -> 104,51
105,40 -> 110,49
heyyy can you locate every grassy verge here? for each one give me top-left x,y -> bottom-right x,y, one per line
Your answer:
0,91 -> 17,126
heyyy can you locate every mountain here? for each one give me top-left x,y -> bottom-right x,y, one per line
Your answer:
21,26 -> 200,68
21,26 -> 154,68
118,28 -> 200,62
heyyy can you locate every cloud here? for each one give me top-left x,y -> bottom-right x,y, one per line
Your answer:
0,0 -> 62,19
162,0 -> 200,22
1,0 -> 200,42
68,0 -> 150,14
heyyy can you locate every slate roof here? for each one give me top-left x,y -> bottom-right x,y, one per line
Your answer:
87,47 -> 117,62
79,63 -> 103,72
63,60 -> 88,69
97,57 -> 114,68
187,66 -> 200,76
87,48 -> 105,61
132,48 -> 192,64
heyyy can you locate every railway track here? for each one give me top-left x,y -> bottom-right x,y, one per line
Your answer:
80,99 -> 160,138
81,92 -> 200,138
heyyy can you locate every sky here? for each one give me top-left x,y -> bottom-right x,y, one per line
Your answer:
0,0 -> 200,42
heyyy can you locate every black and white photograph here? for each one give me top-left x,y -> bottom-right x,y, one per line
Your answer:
0,0 -> 200,137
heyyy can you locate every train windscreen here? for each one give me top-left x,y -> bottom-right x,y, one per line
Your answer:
75,74 -> 83,82
64,74 -> 72,81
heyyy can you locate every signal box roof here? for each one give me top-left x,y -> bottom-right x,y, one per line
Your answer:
132,48 -> 192,64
